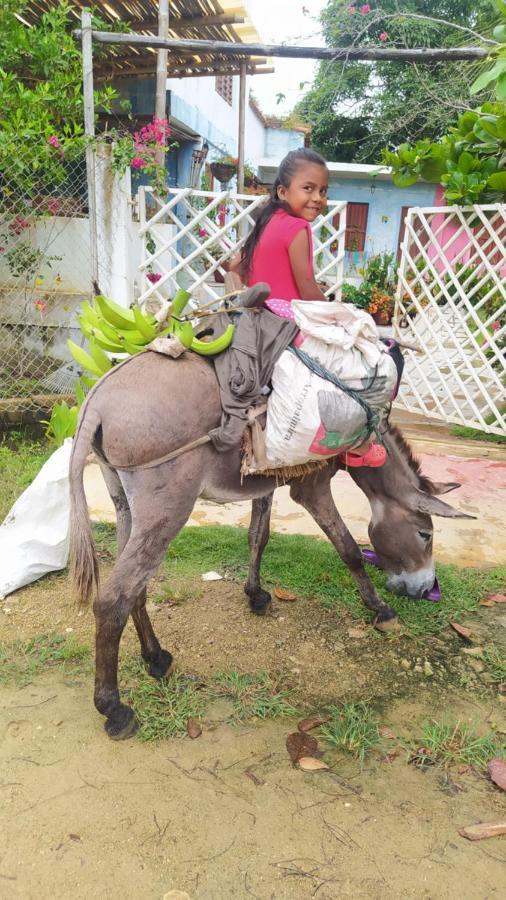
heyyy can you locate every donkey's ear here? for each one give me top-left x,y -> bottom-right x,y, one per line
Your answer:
410,490 -> 476,519
424,480 -> 461,496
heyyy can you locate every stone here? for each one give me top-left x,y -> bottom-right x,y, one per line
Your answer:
400,658 -> 411,670
462,646 -> 484,659
423,661 -> 434,677
413,664 -> 423,673
467,658 -> 485,674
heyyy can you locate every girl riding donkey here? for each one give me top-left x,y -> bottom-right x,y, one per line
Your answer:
228,148 -> 388,468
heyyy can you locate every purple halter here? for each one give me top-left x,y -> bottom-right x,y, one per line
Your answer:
361,548 -> 441,602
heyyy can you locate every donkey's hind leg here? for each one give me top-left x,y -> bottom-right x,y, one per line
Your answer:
93,471 -> 198,740
100,464 -> 172,682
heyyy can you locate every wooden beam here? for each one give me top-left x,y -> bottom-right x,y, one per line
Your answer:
74,31 -> 489,62
237,61 -> 247,194
155,0 -> 169,168
129,15 -> 245,33
94,65 -> 275,80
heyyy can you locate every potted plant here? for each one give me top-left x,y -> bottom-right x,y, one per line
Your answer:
243,163 -> 257,188
367,288 -> 395,325
210,153 -> 238,184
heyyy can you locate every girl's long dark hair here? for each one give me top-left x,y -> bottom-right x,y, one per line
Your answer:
241,147 -> 327,280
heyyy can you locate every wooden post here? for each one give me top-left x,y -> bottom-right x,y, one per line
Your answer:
237,61 -> 247,194
81,9 -> 98,286
155,0 -> 169,169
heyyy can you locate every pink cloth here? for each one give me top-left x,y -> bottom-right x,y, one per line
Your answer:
248,209 -> 313,320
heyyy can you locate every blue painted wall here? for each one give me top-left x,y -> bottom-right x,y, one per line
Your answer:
264,127 -> 304,158
327,175 -> 437,271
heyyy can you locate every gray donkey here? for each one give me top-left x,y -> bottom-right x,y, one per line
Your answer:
70,349 -> 470,740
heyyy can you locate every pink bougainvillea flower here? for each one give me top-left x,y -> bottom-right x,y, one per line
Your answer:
131,157 -> 147,170
491,321 -> 500,331
198,228 -> 209,237
379,31 -> 389,41
360,3 -> 371,13
9,215 -> 31,234
146,272 -> 162,284
34,299 -> 47,314
48,134 -> 64,158
47,198 -> 61,215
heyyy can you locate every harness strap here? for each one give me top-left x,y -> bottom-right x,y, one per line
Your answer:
113,434 -> 211,471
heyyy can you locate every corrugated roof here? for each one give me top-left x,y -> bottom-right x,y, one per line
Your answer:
21,1 -> 273,79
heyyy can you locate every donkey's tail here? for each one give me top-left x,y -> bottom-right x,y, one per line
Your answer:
69,404 -> 101,609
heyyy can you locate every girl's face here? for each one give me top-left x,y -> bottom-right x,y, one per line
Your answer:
277,162 -> 328,221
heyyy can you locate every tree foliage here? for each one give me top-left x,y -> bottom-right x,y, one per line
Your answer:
297,0 -> 499,163
0,1 -> 117,205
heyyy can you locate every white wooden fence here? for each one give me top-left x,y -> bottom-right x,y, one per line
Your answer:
394,204 -> 506,436
136,187 -> 347,307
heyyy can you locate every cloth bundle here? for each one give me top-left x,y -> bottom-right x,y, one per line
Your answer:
260,301 -> 398,470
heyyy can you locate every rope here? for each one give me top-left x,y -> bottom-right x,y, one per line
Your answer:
288,345 -> 383,444
113,434 -> 211,471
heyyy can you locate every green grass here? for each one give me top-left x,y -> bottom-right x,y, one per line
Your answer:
411,720 -> 506,769
121,660 -> 207,742
163,525 -> 506,637
450,424 -> 506,444
0,633 -> 90,686
483,644 -> 506,685
319,702 -> 384,763
210,670 -> 298,722
0,431 -> 52,520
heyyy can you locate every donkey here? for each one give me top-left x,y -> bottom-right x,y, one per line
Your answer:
70,349 -> 471,740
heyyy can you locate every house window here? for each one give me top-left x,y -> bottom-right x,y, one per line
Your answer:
215,75 -> 233,106
333,202 -> 369,251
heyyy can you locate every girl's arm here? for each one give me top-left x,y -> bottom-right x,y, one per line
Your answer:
288,229 -> 328,301
225,253 -> 245,280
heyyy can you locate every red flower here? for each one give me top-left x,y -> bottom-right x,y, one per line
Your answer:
131,157 -> 147,170
379,31 -> 389,41
360,3 -> 371,13
47,198 -> 61,215
9,215 -> 31,234
146,272 -> 161,284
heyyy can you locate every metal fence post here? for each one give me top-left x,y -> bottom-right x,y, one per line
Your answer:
82,8 -> 99,288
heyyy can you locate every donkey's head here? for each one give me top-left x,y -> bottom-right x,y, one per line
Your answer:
349,427 -> 474,599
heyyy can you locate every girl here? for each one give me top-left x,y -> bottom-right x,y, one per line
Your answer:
230,148 -> 386,468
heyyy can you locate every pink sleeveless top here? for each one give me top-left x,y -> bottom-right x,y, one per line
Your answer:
247,209 -> 313,319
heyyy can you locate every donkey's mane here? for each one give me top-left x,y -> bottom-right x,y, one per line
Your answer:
388,424 -> 434,493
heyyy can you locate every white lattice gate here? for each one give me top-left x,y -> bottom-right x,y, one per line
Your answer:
137,187 -> 347,306
394,204 -> 506,435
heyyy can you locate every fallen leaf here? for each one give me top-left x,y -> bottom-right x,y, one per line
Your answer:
459,821 -> 506,841
487,757 -> 506,791
382,749 -> 400,763
479,598 -> 495,607
450,622 -> 472,641
286,731 -> 318,762
298,756 -> 329,771
297,715 -> 331,733
457,764 -> 473,776
483,592 -> 506,604
68,834 -> 81,842
347,627 -> 367,639
274,587 -> 297,601
186,718 -> 202,739
379,726 -> 397,740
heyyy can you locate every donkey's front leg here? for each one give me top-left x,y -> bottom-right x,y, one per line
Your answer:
290,476 -> 398,630
244,494 -> 274,615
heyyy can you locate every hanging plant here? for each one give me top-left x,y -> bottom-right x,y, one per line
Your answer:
210,154 -> 238,184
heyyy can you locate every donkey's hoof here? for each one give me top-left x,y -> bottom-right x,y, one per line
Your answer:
104,705 -> 138,741
374,613 -> 400,633
249,589 -> 272,616
148,649 -> 173,680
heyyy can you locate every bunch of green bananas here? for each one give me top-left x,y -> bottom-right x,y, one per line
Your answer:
67,290 -> 235,379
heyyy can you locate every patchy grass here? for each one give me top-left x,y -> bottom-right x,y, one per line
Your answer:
163,525 -> 506,638
483,644 -> 506,686
450,424 -> 506,444
121,659 -> 207,742
210,670 -> 298,722
0,431 -> 52,520
319,702 -> 384,764
410,720 -> 506,770
0,633 -> 90,686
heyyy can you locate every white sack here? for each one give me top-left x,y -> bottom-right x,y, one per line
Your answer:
0,438 -> 73,599
263,301 -> 397,469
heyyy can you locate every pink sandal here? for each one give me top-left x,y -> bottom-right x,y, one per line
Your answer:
340,443 -> 387,468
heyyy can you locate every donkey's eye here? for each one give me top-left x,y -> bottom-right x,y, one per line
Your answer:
418,531 -> 432,541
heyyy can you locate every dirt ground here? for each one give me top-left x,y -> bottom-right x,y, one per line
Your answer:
1,568 -> 505,900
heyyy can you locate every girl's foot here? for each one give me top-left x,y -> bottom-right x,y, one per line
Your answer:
340,443 -> 387,468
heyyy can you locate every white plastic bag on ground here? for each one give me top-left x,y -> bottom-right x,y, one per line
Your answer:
263,301 -> 398,469
0,438 -> 73,599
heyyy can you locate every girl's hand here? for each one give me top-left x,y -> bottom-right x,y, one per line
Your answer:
288,229 -> 328,301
